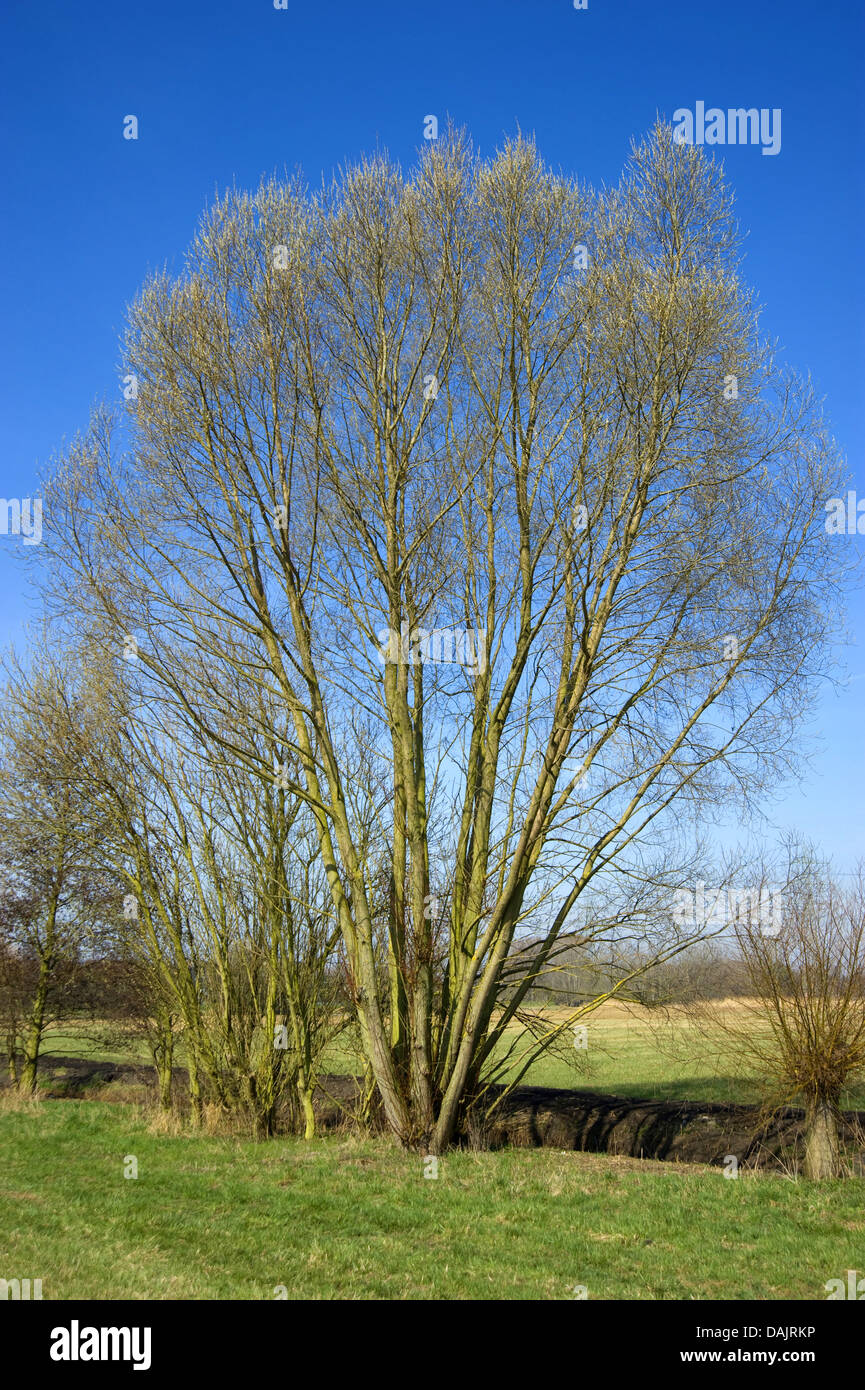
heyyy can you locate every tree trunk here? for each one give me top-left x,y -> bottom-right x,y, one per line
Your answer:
188,1052 -> 203,1126
297,1080 -> 316,1140
157,1044 -> 173,1112
20,960 -> 51,1093
804,1099 -> 840,1180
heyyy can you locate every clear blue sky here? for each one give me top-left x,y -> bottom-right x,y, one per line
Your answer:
0,0 -> 862,866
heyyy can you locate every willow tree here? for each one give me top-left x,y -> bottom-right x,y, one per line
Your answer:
735,866 -> 865,1180
43,124 -> 846,1149
0,651 -> 116,1091
41,642 -> 345,1138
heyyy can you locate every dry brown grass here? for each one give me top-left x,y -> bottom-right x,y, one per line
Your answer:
147,1106 -> 187,1137
0,1085 -> 43,1114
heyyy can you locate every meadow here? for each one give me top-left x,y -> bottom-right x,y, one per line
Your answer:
2,1001 -> 864,1299
32,999 -> 865,1109
1,1097 -> 863,1301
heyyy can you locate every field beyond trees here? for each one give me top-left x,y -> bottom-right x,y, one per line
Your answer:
22,999 -> 865,1110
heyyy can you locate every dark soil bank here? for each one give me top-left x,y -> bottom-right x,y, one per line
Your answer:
12,1056 -> 864,1173
478,1083 -> 865,1172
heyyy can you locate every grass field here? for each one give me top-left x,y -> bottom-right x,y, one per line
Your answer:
1,1097 -> 863,1300
38,1001 -> 865,1110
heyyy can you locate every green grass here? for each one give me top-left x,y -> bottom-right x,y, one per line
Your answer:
39,1009 -> 865,1110
488,1019 -> 765,1102
36,1024 -> 154,1066
1,1099 -> 863,1299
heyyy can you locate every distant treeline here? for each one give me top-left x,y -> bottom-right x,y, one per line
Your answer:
505,939 -> 752,1007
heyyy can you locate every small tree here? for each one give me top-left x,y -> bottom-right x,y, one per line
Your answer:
0,933 -> 37,1084
0,650 -> 115,1091
733,868 -> 865,1179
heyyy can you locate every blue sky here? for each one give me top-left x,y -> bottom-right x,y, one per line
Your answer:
0,0 -> 862,865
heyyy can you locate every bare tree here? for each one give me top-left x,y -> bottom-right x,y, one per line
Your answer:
42,124 -> 848,1148
50,642 -> 348,1136
0,932 -> 37,1085
0,649 -> 115,1091
733,864 -> 865,1179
